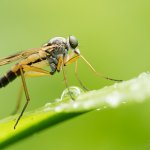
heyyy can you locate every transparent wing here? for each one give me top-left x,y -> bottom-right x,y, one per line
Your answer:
0,45 -> 55,66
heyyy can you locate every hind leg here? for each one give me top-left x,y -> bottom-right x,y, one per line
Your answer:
11,83 -> 23,115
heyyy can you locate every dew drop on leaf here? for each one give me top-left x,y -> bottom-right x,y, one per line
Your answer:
61,86 -> 84,101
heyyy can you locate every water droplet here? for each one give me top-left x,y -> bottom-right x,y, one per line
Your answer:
55,106 -> 63,112
43,107 -> 52,112
72,102 -> 80,108
43,103 -> 53,112
105,91 -> 123,107
96,108 -> 101,111
113,83 -> 118,89
61,86 -> 84,101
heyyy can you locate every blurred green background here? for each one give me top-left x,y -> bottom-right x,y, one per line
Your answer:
0,0 -> 150,150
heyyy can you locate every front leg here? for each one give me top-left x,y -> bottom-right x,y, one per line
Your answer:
46,55 -> 58,74
56,54 -> 64,72
64,52 -> 80,66
46,54 -> 65,74
63,52 -> 89,91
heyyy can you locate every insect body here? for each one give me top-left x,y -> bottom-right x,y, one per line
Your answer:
0,35 -> 122,129
0,36 -> 78,87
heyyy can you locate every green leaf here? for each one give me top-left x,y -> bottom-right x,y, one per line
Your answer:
0,72 -> 150,149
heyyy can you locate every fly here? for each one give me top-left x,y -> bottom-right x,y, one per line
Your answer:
0,35 -> 122,129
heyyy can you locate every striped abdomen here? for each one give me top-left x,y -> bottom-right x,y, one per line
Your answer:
0,53 -> 48,88
0,70 -> 18,88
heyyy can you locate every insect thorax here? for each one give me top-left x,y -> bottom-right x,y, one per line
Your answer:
48,37 -> 67,46
46,37 -> 69,74
46,37 -> 68,55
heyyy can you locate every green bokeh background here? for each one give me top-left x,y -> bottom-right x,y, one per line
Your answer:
0,0 -> 150,150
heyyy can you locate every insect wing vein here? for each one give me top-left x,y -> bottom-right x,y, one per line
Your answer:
0,45 -> 55,66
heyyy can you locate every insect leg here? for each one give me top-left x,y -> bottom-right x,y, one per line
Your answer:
12,83 -> 23,115
64,53 -> 88,90
23,65 -> 51,75
56,55 -> 63,72
65,53 -> 122,82
75,61 -> 89,91
57,56 -> 74,100
80,55 -> 123,82
14,65 -> 51,129
14,65 -> 30,129
64,54 -> 80,66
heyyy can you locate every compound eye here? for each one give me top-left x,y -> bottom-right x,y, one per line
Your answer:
69,36 -> 78,49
